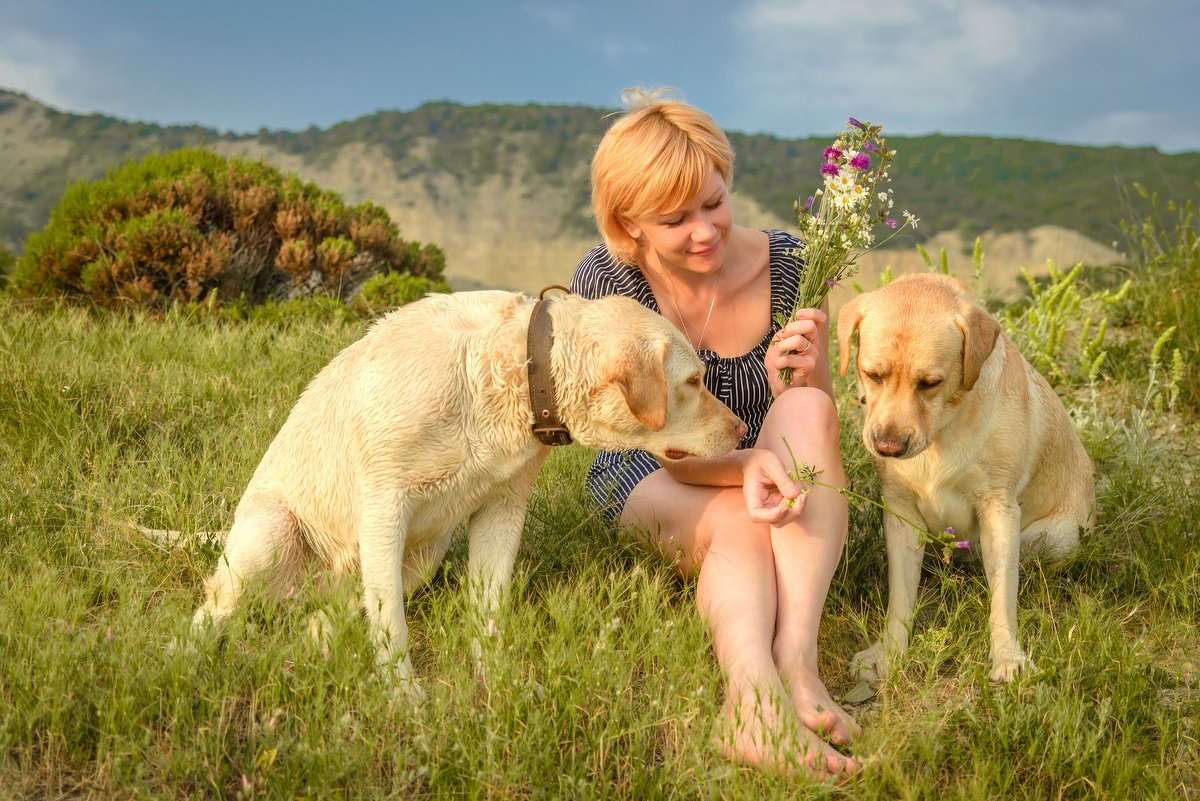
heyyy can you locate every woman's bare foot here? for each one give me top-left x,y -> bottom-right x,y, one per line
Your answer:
715,683 -> 859,779
782,667 -> 862,746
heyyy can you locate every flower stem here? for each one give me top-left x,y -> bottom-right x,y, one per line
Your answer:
779,437 -> 966,560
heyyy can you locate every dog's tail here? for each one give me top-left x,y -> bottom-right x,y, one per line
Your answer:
134,523 -> 227,551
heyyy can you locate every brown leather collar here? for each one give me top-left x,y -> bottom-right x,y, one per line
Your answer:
527,285 -> 573,446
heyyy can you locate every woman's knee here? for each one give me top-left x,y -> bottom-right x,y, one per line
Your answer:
764,387 -> 840,443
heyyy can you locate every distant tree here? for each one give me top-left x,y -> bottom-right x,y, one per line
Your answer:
11,147 -> 445,310
0,243 -> 14,286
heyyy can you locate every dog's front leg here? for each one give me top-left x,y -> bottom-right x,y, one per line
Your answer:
979,498 -> 1029,682
466,468 -> 539,680
358,498 -> 424,703
854,508 -> 925,684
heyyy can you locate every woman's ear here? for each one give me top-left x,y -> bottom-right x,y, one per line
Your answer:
618,214 -> 641,241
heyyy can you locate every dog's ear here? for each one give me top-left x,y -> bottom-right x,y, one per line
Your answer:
836,294 -> 866,377
956,303 -> 1001,391
611,338 -> 669,431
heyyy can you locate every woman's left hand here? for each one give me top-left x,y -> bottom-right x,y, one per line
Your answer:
766,307 -> 827,397
742,448 -> 807,525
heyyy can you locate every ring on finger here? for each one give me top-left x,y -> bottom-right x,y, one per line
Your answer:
799,337 -> 812,354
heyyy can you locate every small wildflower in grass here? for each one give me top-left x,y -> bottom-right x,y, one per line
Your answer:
776,117 -> 917,384
955,540 -> 971,549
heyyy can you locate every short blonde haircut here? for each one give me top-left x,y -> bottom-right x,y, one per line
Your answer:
591,87 -> 735,264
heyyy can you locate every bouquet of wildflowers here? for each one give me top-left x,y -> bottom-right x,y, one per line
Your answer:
776,117 -> 917,384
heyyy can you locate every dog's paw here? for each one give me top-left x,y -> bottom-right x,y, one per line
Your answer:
306,610 -> 333,646
165,633 -> 201,659
851,641 -> 891,685
391,675 -> 427,708
380,658 -> 426,708
989,651 -> 1035,683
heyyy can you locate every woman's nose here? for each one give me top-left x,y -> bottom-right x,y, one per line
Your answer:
693,216 -> 718,241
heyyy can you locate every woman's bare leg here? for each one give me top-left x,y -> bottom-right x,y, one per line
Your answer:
622,471 -> 857,776
756,387 -> 861,745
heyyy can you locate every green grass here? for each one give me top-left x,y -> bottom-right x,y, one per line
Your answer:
2,235 -> 1198,799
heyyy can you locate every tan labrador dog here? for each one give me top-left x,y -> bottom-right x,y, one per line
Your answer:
186,290 -> 746,698
837,273 -> 1093,684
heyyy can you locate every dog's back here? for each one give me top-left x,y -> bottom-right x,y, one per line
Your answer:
241,291 -> 539,557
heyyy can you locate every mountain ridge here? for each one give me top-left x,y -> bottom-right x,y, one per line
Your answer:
4,88 -> 1197,295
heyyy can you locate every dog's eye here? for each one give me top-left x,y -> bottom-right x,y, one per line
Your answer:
687,375 -> 702,387
917,378 -> 943,390
864,372 -> 882,384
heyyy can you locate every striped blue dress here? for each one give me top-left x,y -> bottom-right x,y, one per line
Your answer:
569,229 -> 804,521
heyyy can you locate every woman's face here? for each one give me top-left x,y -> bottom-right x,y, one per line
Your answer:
627,169 -> 732,276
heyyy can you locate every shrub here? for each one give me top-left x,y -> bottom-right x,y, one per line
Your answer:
0,242 -> 14,287
349,271 -> 452,317
11,147 -> 446,310
1117,184 -> 1198,410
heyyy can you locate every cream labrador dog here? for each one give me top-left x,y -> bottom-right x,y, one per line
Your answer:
837,273 -> 1093,684
185,290 -> 746,698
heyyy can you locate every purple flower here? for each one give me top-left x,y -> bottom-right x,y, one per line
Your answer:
955,540 -> 971,549
820,163 -> 840,177
823,146 -> 843,162
943,527 -> 956,535
849,153 -> 871,171
848,117 -> 864,129
804,195 -> 815,210
826,278 -> 837,287
885,218 -> 898,228
864,140 -> 878,152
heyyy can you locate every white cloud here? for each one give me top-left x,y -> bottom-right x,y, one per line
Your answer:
598,39 -> 653,63
0,29 -> 85,109
730,0 -> 1124,136
521,2 -> 583,32
1066,109 -> 1191,152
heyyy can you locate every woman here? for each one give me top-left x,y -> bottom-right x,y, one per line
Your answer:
569,88 -> 861,778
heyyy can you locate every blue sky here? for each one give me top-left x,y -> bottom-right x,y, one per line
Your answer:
2,0 -> 1197,153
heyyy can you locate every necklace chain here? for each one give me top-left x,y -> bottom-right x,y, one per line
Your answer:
659,265 -> 723,351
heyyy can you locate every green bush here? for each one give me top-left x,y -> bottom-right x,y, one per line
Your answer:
11,147 -> 446,310
1117,184 -> 1198,409
349,271 -> 452,317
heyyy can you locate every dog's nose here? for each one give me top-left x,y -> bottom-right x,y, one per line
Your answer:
873,432 -> 910,457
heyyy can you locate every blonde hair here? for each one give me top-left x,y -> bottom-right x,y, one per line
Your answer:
591,87 -> 735,264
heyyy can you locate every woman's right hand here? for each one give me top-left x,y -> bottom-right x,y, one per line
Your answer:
742,448 -> 807,525
766,307 -> 827,397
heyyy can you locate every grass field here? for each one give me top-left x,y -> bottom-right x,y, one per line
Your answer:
1,212 -> 1197,798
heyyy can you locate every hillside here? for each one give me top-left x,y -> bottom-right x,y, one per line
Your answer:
3,88 -> 1199,294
